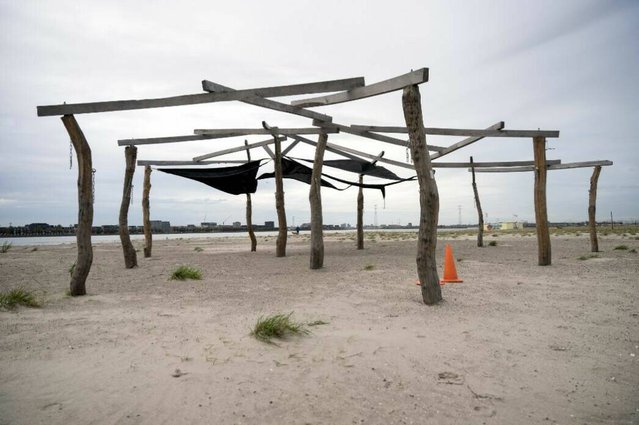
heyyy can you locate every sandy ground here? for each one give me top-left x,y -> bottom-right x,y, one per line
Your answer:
0,231 -> 637,425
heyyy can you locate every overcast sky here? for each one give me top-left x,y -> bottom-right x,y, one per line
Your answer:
1,0 -> 638,228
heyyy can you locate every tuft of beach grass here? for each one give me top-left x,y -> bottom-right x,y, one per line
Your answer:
0,289 -> 40,310
170,265 -> 203,281
250,312 -> 309,344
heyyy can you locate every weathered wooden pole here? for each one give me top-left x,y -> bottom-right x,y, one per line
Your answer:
119,146 -> 138,268
357,175 -> 364,250
142,166 -> 152,258
245,140 -> 257,252
470,156 -> 484,247
61,115 -> 93,296
402,85 -> 442,305
266,123 -> 287,257
309,132 -> 328,269
533,136 -> 551,265
588,165 -> 602,252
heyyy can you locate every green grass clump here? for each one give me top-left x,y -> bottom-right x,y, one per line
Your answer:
614,245 -> 629,251
364,264 -> 375,271
578,254 -> 598,261
488,241 -> 498,246
250,312 -> 309,344
1,241 -> 12,253
194,247 -> 204,252
170,265 -> 203,280
0,289 -> 40,309
629,248 -> 637,253
68,263 -> 76,277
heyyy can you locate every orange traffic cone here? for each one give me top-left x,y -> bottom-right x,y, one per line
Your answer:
440,244 -> 463,284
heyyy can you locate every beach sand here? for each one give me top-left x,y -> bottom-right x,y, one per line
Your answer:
1,231 -> 637,424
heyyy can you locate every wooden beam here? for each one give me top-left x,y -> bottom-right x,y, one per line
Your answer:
194,127 -> 337,137
588,166 -> 602,253
245,140 -> 257,252
314,121 -> 445,152
350,125 -> 559,138
470,157 -> 484,248
119,134 -> 226,146
281,139 -> 300,156
273,134 -> 287,257
38,77 -> 365,116
292,68 -> 429,107
431,122 -> 505,160
357,174 -> 364,250
435,159 -> 561,168
309,132 -> 328,269
192,136 -> 286,161
137,160 -> 248,166
292,135 -> 367,162
142,166 -> 152,258
119,146 -> 138,269
472,160 -> 612,173
203,81 -> 332,122
533,136 -> 551,266
262,145 -> 275,159
403,84 -> 442,305
61,115 -> 93,296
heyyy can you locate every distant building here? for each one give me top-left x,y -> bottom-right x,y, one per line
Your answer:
232,221 -> 241,228
264,221 -> 275,229
150,220 -> 171,233
499,221 -> 524,230
201,222 -> 218,228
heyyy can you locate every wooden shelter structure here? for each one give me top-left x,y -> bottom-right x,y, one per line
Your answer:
37,68 -> 612,304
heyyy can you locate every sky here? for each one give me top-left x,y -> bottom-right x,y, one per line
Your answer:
1,0 -> 638,228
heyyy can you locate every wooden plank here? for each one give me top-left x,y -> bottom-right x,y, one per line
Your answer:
472,160 -> 612,173
38,77 -> 365,116
194,127 -> 337,136
402,84 -> 442,305
262,145 -> 275,159
291,135 -> 367,162
119,134 -> 227,146
281,139 -> 300,156
533,136 -> 551,266
298,138 -> 415,170
434,159 -> 561,168
351,124 -> 559,138
292,68 -> 429,107
314,121 -> 445,152
431,122 -> 505,160
137,160 -> 248,166
203,81 -> 333,122
192,136 -> 285,161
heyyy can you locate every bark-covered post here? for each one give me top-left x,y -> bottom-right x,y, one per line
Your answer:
470,156 -> 484,247
245,140 -> 257,252
588,165 -> 602,253
533,136 -> 551,265
265,123 -> 287,257
119,146 -> 138,268
357,175 -> 364,250
402,85 -> 442,305
142,166 -> 152,258
309,132 -> 328,269
61,115 -> 93,296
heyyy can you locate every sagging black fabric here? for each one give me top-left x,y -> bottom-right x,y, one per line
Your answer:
159,160 -> 263,195
257,158 -> 340,189
297,158 -> 401,180
258,158 -> 416,199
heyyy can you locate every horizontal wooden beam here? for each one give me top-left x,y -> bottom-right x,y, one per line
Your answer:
192,136 -> 286,162
351,125 -> 559,138
262,145 -> 275,159
313,120 -> 445,152
37,77 -> 365,116
281,139 -> 301,156
431,122 -> 505,160
292,68 -> 429,108
471,160 -> 612,173
118,134 -> 227,146
300,138 -> 416,170
202,80 -> 333,122
194,127 -> 337,136
137,160 -> 249,166
435,159 -> 561,168
291,135 -> 369,163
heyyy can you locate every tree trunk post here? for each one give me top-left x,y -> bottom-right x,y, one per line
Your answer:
357,175 -> 364,250
142,166 -> 152,258
588,165 -> 602,253
470,156 -> 484,247
273,132 -> 287,257
309,132 -> 328,269
402,85 -> 442,305
244,140 -> 257,252
119,146 -> 138,268
61,115 -> 93,296
533,136 -> 551,265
